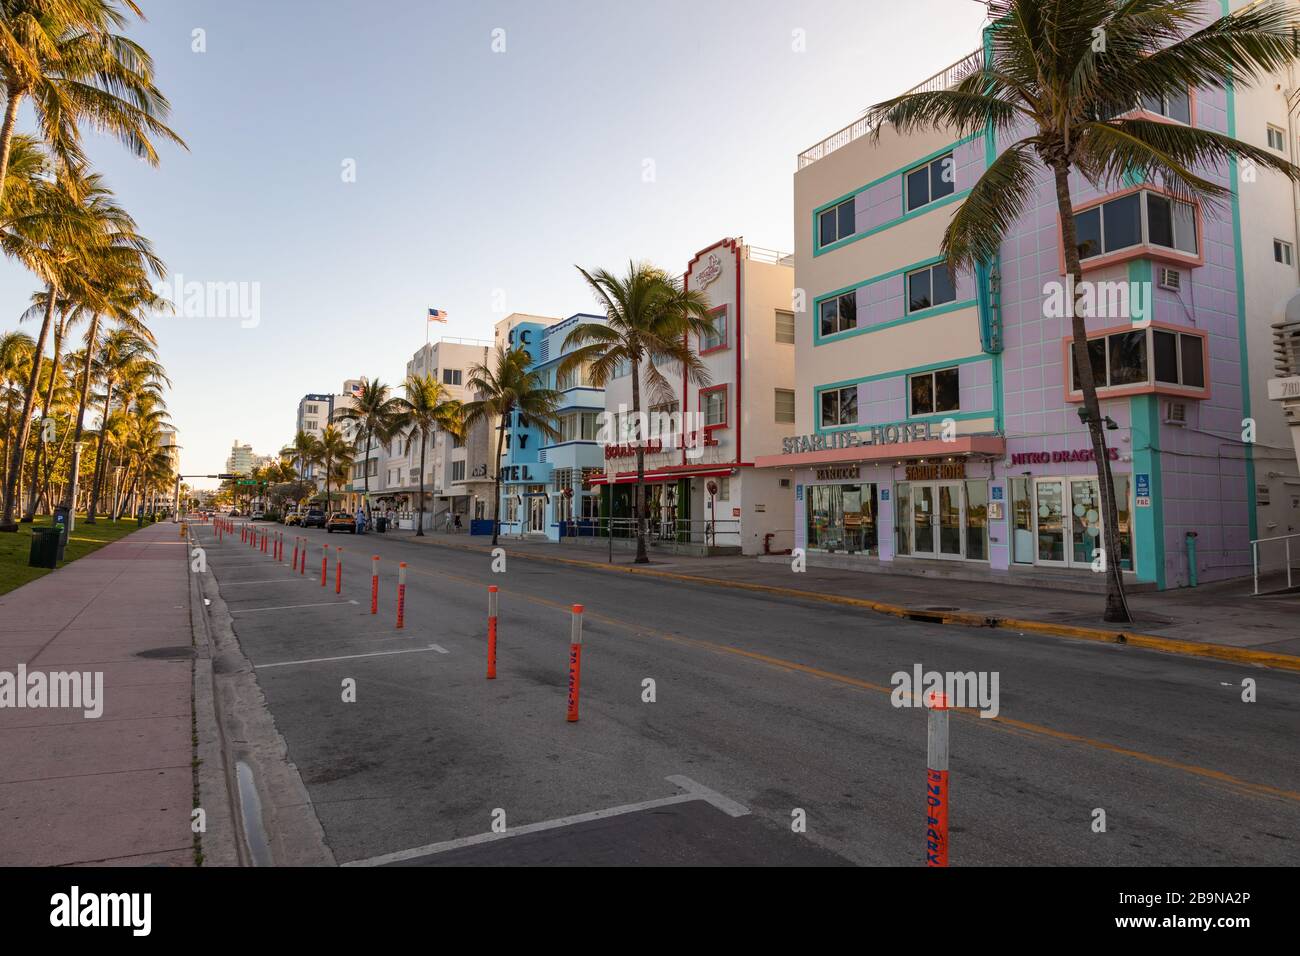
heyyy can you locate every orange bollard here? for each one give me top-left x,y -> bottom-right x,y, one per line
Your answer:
292,536 -> 299,570
396,562 -> 407,629
370,556 -> 379,614
335,547 -> 343,594
299,538 -> 306,575
486,586 -> 499,679
925,691 -> 950,867
320,545 -> 328,587
567,604 -> 584,722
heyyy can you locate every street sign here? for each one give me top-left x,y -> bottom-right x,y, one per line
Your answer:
1136,473 -> 1151,508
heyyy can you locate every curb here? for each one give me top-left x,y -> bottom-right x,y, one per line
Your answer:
406,534 -> 1300,674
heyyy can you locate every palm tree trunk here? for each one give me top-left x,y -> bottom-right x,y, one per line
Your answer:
24,314 -> 65,522
87,381 -> 114,523
416,430 -> 427,536
0,92 -> 24,210
491,406 -> 508,546
630,359 -> 648,563
0,283 -> 57,531
1051,162 -> 1130,623
61,313 -> 101,513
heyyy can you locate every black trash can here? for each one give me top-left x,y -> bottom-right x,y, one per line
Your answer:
375,516 -> 387,533
29,528 -> 60,568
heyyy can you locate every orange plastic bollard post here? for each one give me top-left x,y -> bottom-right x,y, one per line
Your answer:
926,691 -> 950,867
567,604 -> 584,722
486,586 -> 499,679
370,555 -> 379,614
335,547 -> 343,594
396,562 -> 407,629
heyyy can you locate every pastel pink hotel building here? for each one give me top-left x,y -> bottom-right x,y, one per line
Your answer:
755,1 -> 1300,590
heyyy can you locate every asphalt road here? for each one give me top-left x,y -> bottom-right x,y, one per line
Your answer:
193,521 -> 1300,866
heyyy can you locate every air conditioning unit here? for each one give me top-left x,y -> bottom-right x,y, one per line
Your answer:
1164,401 -> 1187,425
779,478 -> 791,488
1158,267 -> 1181,292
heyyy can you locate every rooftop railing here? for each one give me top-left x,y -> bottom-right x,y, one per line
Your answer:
797,47 -> 984,170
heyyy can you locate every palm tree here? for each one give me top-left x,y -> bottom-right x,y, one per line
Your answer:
0,0 -> 186,207
84,329 -> 161,521
462,345 -> 561,546
313,424 -> 352,514
336,379 -> 404,519
393,372 -> 464,536
560,262 -> 717,563
0,327 -> 33,495
865,0 -> 1300,621
281,430 -> 318,481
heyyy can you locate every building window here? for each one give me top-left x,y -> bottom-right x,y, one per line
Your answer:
611,357 -> 631,378
775,388 -> 795,423
775,309 -> 795,344
820,385 -> 858,427
819,292 -> 857,336
1071,327 -> 1206,392
1139,88 -> 1191,123
443,368 -> 462,386
701,306 -> 728,351
702,387 -> 727,428
1151,329 -> 1206,389
905,152 -> 955,212
818,198 -> 855,247
451,460 -> 466,481
1075,190 -> 1197,260
906,263 -> 957,314
305,404 -> 319,415
909,367 -> 960,415
1267,125 -> 1286,151
1275,239 -> 1293,265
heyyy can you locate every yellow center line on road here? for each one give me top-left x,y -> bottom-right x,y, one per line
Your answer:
405,565 -> 1300,805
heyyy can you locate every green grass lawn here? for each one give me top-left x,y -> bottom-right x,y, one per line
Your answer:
0,516 -> 145,595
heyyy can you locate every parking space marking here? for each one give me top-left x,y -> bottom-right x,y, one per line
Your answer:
341,775 -> 749,867
231,600 -> 359,614
256,643 -> 449,670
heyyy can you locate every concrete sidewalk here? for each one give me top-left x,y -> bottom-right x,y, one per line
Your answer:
0,521 -> 194,866
385,528 -> 1300,663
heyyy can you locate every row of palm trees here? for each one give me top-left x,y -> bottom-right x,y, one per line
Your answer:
0,0 -> 183,530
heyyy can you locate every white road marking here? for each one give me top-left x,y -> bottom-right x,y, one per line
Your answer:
231,600 -> 358,614
257,643 -> 448,669
219,579 -> 303,586
341,775 -> 749,867
431,644 -> 449,654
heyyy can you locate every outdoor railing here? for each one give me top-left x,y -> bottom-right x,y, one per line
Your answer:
797,47 -> 984,169
1250,531 -> 1300,594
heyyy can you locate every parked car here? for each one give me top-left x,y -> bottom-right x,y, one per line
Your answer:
300,508 -> 326,528
284,511 -> 302,526
229,509 -> 240,517
251,509 -> 266,521
326,511 -> 356,533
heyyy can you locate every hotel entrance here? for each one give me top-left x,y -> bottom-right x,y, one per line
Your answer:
895,471 -> 989,562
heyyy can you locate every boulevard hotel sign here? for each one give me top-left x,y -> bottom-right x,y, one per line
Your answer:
781,421 -> 938,455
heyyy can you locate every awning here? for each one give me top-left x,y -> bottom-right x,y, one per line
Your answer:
588,466 -> 736,486
753,435 -> 1006,470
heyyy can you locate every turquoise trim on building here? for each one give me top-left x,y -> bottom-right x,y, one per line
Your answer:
981,24 -> 1005,433
1220,13 -> 1258,543
813,254 -> 977,346
1129,393 -> 1166,588
812,133 -> 982,257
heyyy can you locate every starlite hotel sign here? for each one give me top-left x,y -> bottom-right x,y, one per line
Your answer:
782,421 -> 938,455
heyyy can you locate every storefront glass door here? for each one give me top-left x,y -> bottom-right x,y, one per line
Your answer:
913,485 -> 935,555
1070,479 -> 1102,565
1034,480 -> 1067,564
938,485 -> 962,556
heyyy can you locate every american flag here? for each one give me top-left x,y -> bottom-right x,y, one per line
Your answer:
428,308 -> 449,323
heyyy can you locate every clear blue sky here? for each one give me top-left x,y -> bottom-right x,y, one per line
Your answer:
0,0 -> 988,488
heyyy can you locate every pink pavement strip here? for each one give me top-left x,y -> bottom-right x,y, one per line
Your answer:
0,522 -> 194,866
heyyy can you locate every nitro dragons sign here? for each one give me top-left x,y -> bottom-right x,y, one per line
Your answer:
782,421 -> 938,455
